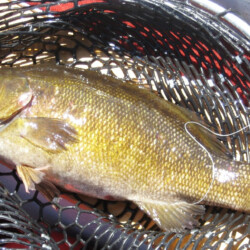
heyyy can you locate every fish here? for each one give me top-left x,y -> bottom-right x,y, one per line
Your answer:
0,65 -> 249,232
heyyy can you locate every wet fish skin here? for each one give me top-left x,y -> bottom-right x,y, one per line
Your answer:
0,65 -> 249,231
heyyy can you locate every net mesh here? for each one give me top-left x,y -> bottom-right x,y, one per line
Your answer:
0,0 -> 249,249
0,183 -> 58,249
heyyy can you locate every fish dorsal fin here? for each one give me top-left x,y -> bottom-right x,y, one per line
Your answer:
87,74 -> 232,159
107,79 -> 233,159
184,120 -> 232,159
159,102 -> 232,159
135,200 -> 205,232
181,110 -> 232,158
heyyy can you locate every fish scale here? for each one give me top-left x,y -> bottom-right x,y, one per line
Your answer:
0,65 -> 248,231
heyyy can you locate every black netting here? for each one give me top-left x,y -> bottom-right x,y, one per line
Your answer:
0,182 -> 57,249
0,0 -> 249,249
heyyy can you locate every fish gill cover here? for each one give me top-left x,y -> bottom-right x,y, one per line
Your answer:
0,0 -> 249,249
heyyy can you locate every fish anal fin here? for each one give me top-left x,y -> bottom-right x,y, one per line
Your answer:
187,121 -> 232,159
135,200 -> 205,232
18,117 -> 78,152
172,105 -> 232,158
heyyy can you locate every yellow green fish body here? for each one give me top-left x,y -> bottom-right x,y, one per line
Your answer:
0,66 -> 249,231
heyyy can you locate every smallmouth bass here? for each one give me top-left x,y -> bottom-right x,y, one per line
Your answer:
0,65 -> 249,231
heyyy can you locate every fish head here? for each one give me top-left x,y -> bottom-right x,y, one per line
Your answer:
0,73 -> 32,124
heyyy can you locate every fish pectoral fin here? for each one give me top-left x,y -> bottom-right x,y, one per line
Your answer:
17,165 -> 46,193
18,117 -> 78,152
135,200 -> 205,232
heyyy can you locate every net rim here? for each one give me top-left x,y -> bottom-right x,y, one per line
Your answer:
143,0 -> 250,39
189,0 -> 250,39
